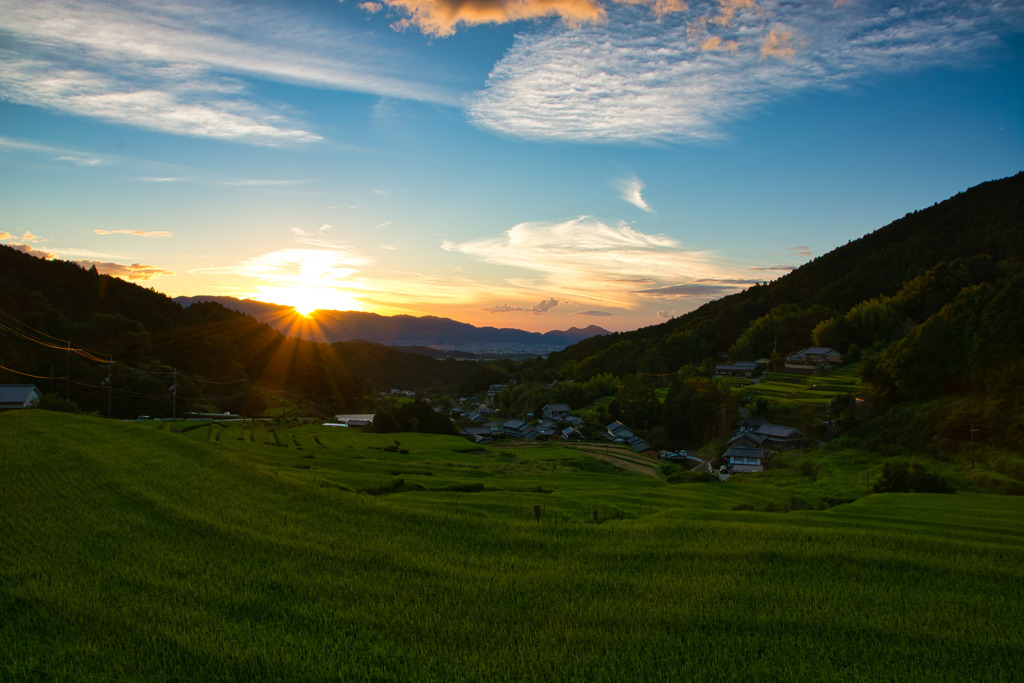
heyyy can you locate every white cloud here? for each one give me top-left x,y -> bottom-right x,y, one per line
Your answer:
94,229 -> 174,238
0,135 -> 112,166
74,260 -> 174,280
215,179 -> 312,187
443,216 -> 750,308
469,0 -> 1023,143
55,155 -> 105,167
617,173 -> 653,212
0,0 -> 462,145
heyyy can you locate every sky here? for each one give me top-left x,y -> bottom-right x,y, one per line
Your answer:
1,0 -> 1022,333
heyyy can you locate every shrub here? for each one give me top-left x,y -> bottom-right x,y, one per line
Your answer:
872,460 -> 954,493
36,393 -> 81,413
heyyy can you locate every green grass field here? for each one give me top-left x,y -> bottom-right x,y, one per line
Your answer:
3,410 -> 1023,681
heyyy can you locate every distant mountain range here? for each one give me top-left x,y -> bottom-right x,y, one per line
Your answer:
173,296 -> 609,352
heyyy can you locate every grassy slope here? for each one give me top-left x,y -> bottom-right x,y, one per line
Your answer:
3,411 -> 1023,681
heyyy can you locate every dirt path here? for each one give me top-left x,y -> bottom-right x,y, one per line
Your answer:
567,445 -> 660,478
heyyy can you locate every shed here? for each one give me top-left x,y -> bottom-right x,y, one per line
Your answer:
0,384 -> 42,411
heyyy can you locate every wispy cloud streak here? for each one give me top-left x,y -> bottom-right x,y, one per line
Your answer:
470,0 -> 1023,143
0,0 -> 462,145
94,229 -> 174,238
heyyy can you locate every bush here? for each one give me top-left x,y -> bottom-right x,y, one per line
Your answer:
872,460 -> 954,493
36,393 -> 81,413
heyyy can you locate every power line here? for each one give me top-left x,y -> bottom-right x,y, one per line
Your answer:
0,363 -> 65,381
0,309 -> 111,360
0,309 -> 70,344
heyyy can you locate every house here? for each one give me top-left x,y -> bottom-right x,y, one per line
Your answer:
605,421 -> 635,442
462,425 -> 496,443
714,361 -> 758,378
605,421 -> 657,456
722,446 -> 768,473
738,417 -> 770,433
728,431 -> 767,450
333,413 -> 375,428
542,403 -> 572,420
785,347 -> 843,372
733,419 -> 807,451
535,419 -> 560,439
0,384 -> 42,411
755,424 -> 808,450
486,384 -> 507,405
501,419 -> 539,440
560,426 -> 585,441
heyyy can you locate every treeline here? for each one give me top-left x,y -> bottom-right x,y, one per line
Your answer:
488,369 -> 732,449
0,246 -> 480,418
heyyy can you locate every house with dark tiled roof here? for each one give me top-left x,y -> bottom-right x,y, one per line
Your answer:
0,385 -> 41,411
542,403 -> 572,420
605,421 -> 657,456
785,347 -> 843,372
501,418 -> 539,440
714,361 -> 758,378
720,417 -> 808,472
722,446 -> 768,473
754,423 -> 808,450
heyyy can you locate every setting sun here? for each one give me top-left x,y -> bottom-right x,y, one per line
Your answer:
259,285 -> 361,317
240,248 -> 369,318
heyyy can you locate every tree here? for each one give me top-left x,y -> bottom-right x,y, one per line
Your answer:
661,377 -> 729,447
872,461 -> 953,493
611,374 -> 659,431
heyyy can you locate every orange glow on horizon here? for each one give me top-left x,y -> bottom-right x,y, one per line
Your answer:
257,285 -> 363,319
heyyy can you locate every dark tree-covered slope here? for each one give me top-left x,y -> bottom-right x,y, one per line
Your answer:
524,172 -> 1023,381
0,247 -> 480,417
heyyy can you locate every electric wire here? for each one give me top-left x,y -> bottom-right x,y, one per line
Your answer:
0,363 -> 64,380
0,310 -> 111,361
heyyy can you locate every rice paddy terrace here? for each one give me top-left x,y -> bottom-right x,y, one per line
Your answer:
2,410 -> 1022,681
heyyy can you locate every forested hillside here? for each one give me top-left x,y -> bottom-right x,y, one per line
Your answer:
513,172 -> 1023,456
0,247 -> 483,417
523,172 -> 1023,380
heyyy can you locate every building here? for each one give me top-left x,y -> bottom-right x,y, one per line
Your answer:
501,419 -> 539,440
722,446 -> 768,473
0,384 -> 42,411
542,403 -> 572,420
605,421 -> 657,456
714,361 -> 758,378
785,347 -> 843,372
734,419 -> 807,450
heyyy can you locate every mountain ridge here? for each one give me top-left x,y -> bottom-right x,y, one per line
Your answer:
173,295 -> 609,349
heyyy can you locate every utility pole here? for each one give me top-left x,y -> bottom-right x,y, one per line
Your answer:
170,368 -> 178,420
105,355 -> 113,419
65,341 -> 71,401
970,423 -> 978,469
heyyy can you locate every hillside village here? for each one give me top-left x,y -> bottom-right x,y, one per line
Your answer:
314,344 -> 841,476
0,343 -> 830,478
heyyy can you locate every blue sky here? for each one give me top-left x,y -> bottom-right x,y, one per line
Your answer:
1,0 -> 1022,332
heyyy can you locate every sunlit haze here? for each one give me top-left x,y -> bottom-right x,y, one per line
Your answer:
1,0 -> 1021,332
